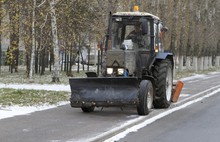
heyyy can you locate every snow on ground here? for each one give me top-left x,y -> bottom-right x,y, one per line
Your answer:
0,102 -> 68,120
0,72 -> 219,120
0,83 -> 71,92
208,72 -> 220,75
180,72 -> 220,82
180,74 -> 206,81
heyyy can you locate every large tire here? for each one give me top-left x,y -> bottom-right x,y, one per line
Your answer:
153,59 -> 173,108
137,80 -> 154,115
81,106 -> 95,113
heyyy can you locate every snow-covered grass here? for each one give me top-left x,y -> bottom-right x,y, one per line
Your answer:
0,83 -> 70,120
0,65 -> 96,109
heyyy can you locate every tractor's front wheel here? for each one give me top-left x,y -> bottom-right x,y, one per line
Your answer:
81,106 -> 95,113
153,59 -> 173,108
137,80 -> 154,115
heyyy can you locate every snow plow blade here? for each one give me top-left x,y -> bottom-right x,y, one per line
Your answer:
69,77 -> 139,107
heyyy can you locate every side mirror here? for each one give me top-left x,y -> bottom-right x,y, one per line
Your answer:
140,19 -> 148,35
161,26 -> 168,32
120,44 -> 126,50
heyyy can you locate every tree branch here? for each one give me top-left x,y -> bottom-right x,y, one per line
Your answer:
40,13 -> 48,29
37,0 -> 46,8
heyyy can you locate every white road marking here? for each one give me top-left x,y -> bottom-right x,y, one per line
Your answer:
176,84 -> 220,105
188,80 -> 200,83
22,129 -> 30,132
180,94 -> 190,97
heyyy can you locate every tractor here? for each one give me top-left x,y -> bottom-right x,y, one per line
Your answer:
69,6 -> 183,115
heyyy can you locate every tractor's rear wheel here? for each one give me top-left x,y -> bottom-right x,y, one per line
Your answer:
137,80 -> 153,115
153,59 -> 173,108
81,106 -> 95,113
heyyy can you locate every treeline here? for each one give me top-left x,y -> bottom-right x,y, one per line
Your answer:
134,0 -> 220,71
0,0 -> 219,82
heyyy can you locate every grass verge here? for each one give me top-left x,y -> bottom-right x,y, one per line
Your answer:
0,88 -> 69,107
0,65 -> 94,84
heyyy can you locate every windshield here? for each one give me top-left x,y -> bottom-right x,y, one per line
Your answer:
111,17 -> 150,50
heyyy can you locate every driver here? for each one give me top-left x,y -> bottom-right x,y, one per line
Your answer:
126,22 -> 146,48
126,22 -> 142,40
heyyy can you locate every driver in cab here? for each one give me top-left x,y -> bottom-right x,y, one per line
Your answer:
126,22 -> 147,49
126,22 -> 142,41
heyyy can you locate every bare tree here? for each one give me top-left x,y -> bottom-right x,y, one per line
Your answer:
29,0 -> 36,82
50,0 -> 60,82
0,0 -> 3,72
7,0 -> 20,73
1,0 -> 220,77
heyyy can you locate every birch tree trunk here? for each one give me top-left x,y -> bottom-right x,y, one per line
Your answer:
192,56 -> 198,72
0,1 -> 2,72
198,57 -> 204,71
29,0 -> 36,82
208,56 -> 212,68
186,56 -> 191,70
215,56 -> 220,67
170,0 -> 178,52
178,55 -> 183,72
185,0 -> 192,56
50,0 -> 60,82
203,56 -> 209,70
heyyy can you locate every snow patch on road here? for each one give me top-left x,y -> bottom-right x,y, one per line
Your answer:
180,74 -> 206,81
0,102 -> 68,120
180,71 -> 220,82
208,72 -> 220,75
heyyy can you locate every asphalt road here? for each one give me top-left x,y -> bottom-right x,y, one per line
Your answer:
0,72 -> 220,142
118,92 -> 220,142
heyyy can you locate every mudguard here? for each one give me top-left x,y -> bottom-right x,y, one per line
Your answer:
156,52 -> 173,60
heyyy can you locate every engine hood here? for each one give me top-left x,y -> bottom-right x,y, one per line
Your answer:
106,50 -> 136,75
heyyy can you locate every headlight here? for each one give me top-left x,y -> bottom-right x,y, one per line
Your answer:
107,68 -> 113,74
117,68 -> 124,75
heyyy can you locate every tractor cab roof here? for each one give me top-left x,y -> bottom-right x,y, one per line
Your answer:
113,12 -> 160,20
